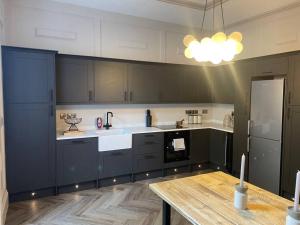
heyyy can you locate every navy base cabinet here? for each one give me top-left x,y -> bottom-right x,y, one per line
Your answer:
56,138 -> 98,188
2,47 -> 57,202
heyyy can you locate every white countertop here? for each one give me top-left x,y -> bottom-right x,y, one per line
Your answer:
56,123 -> 233,141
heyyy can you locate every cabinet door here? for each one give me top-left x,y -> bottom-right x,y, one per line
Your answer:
133,153 -> 163,173
289,55 -> 300,106
56,55 -> 94,104
128,63 -> 160,103
190,129 -> 210,164
211,65 -> 235,104
99,149 -> 132,178
256,55 -> 288,76
2,48 -> 54,104
282,107 -> 300,194
57,138 -> 98,186
178,66 -> 211,103
159,65 -> 182,103
5,104 -> 56,193
94,61 -> 127,103
209,130 -> 227,167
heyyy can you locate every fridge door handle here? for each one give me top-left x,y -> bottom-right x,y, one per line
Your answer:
247,120 -> 252,135
247,137 -> 251,152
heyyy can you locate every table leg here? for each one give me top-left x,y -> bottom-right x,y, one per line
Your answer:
162,200 -> 171,225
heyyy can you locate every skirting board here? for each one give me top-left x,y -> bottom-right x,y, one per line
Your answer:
0,190 -> 8,225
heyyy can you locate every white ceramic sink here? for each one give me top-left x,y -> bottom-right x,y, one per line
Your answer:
95,129 -> 132,151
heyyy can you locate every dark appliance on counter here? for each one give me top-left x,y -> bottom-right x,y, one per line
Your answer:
164,130 -> 190,163
146,109 -> 152,127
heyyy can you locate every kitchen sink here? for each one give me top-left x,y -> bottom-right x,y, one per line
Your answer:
95,129 -> 132,151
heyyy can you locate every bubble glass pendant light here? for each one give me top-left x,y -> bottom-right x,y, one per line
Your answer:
183,0 -> 244,64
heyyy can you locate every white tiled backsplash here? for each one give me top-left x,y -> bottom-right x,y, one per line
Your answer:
56,104 -> 234,131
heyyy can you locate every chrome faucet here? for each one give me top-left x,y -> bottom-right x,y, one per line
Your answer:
103,112 -> 113,129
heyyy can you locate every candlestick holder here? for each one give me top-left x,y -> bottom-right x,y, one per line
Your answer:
234,184 -> 248,210
286,207 -> 300,225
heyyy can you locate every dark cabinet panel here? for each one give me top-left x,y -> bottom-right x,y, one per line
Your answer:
2,49 -> 54,104
256,55 -> 288,76
99,149 -> 132,178
133,132 -> 164,147
210,65 -> 235,104
94,61 -> 127,104
128,63 -> 160,103
190,129 -> 210,164
2,47 -> 56,194
57,138 -> 98,186
289,55 -> 300,106
282,107 -> 300,195
133,153 -> 163,173
56,55 -> 94,104
209,130 -> 228,168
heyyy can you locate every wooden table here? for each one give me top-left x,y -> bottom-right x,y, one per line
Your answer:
149,172 -> 292,225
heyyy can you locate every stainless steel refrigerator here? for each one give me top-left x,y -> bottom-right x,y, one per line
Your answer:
248,78 -> 284,194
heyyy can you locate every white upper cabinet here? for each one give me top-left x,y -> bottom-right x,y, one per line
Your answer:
101,21 -> 164,62
5,6 -> 100,56
165,31 -> 199,65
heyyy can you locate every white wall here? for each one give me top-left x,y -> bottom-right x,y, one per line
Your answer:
4,0 -> 300,64
3,0 -> 203,65
56,104 -> 234,131
0,0 -> 7,224
230,4 -> 300,60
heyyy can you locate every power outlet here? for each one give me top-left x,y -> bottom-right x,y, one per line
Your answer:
202,109 -> 208,114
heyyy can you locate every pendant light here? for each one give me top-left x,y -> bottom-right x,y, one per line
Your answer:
183,0 -> 243,64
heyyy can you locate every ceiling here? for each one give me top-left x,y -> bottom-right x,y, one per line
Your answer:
51,0 -> 300,29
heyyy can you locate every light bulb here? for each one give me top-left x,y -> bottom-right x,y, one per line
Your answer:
188,40 -> 201,58
211,56 -> 222,65
212,32 -> 227,43
183,35 -> 196,47
229,32 -> 243,42
235,42 -> 244,54
184,48 -> 193,59
223,39 -> 237,57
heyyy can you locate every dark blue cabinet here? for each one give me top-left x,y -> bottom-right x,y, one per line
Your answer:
2,47 -> 56,196
99,149 -> 132,178
57,138 -> 98,186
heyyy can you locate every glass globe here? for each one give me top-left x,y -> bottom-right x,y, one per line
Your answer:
212,32 -> 227,43
183,35 -> 196,47
229,32 -> 243,42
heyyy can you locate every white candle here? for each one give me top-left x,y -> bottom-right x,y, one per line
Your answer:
294,171 -> 300,212
240,154 -> 245,187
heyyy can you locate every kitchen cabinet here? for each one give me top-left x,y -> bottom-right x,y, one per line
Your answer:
128,63 -> 161,103
94,60 -> 128,104
132,133 -> 164,174
56,138 -> 98,186
282,106 -> 300,195
256,55 -> 289,76
210,65 -> 235,104
99,149 -> 132,178
288,54 -> 300,106
190,129 -> 210,164
209,130 -> 232,172
56,55 -> 94,104
2,47 -> 56,195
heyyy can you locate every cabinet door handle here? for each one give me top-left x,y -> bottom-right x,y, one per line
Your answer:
124,91 -> 128,102
71,140 -> 87,144
89,91 -> 93,101
130,91 -> 133,102
247,137 -> 251,153
144,134 -> 155,138
111,152 -> 123,156
50,89 -> 54,103
262,71 -> 273,74
224,134 -> 228,166
144,155 -> 155,159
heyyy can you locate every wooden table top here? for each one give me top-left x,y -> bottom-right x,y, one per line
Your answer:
149,172 -> 292,225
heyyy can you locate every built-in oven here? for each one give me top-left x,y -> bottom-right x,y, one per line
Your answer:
164,130 -> 190,163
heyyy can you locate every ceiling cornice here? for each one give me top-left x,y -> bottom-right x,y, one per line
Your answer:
226,1 -> 300,29
157,0 -> 229,10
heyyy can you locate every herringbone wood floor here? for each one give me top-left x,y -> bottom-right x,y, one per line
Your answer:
6,170 -> 211,225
